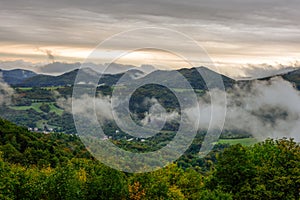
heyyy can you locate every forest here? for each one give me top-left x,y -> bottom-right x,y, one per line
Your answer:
0,118 -> 299,199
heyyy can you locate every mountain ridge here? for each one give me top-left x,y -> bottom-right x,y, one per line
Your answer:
1,66 -> 300,89
0,69 -> 37,85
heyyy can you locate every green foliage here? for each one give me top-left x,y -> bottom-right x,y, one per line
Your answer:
0,118 -> 90,167
217,138 -> 257,146
210,138 -> 300,200
0,158 -> 128,200
0,119 -> 299,199
39,103 -> 51,113
209,144 -> 256,195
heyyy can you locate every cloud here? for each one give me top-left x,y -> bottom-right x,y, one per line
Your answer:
37,49 -> 55,63
57,94 -> 179,136
56,94 -> 113,123
0,72 -> 14,105
57,76 -> 300,142
0,0 -> 300,69
39,62 -> 81,74
185,77 -> 300,141
0,60 -> 43,71
140,98 -> 179,130
38,62 -> 156,75
45,50 -> 55,62
2,0 -> 299,28
218,61 -> 300,79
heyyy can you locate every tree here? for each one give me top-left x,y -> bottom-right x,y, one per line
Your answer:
209,138 -> 300,200
209,144 -> 255,196
40,103 -> 51,113
249,138 -> 300,200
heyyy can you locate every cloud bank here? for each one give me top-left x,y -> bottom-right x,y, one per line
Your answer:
1,0 -> 300,69
58,77 -> 300,142
0,72 -> 14,105
186,77 -> 300,141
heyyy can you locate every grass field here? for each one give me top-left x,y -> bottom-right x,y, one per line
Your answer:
48,103 -> 64,115
15,86 -> 65,91
10,103 -> 43,112
10,102 -> 64,115
15,87 -> 33,91
217,138 -> 258,146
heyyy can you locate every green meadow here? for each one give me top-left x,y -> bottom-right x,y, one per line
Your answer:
10,102 -> 64,115
218,138 -> 258,146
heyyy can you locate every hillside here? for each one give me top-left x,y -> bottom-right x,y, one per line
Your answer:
2,66 -> 300,91
178,67 -> 235,89
0,69 -> 37,85
13,66 -> 235,90
0,118 -> 299,200
0,118 -> 91,167
16,68 -> 123,87
282,68 -> 300,89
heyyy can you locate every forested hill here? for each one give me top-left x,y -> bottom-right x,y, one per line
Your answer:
0,118 -> 299,199
2,66 -> 300,89
0,118 -> 91,167
15,69 -> 124,87
0,69 -> 37,85
14,66 -> 235,89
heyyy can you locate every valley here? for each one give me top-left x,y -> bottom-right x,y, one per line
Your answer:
0,66 -> 300,199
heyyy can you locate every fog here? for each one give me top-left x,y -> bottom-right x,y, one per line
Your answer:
57,94 -> 113,123
140,98 -> 179,129
186,77 -> 300,141
0,73 -> 14,105
58,77 -> 300,141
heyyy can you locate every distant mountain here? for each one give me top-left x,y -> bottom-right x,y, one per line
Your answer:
39,62 -> 81,74
17,68 -> 127,87
130,67 -> 235,90
178,67 -> 235,89
5,65 -> 300,91
106,66 -> 235,90
282,69 -> 300,89
0,69 -> 37,85
38,62 -> 156,75
14,66 -> 235,89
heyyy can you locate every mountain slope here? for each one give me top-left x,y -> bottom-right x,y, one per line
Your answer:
0,118 -> 90,166
282,68 -> 300,89
17,68 -> 125,87
178,67 -> 235,89
9,66 -> 300,91
14,66 -> 235,89
132,67 -> 235,90
0,69 -> 37,85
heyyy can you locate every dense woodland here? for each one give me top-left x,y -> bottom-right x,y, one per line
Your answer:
0,118 -> 299,199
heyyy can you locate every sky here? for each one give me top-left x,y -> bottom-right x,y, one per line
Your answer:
0,0 -> 300,78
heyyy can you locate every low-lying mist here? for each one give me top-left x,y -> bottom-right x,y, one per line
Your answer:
58,77 -> 300,141
187,77 -> 300,141
0,73 -> 14,105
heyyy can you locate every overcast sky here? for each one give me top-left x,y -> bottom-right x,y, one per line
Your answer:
0,0 -> 300,77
